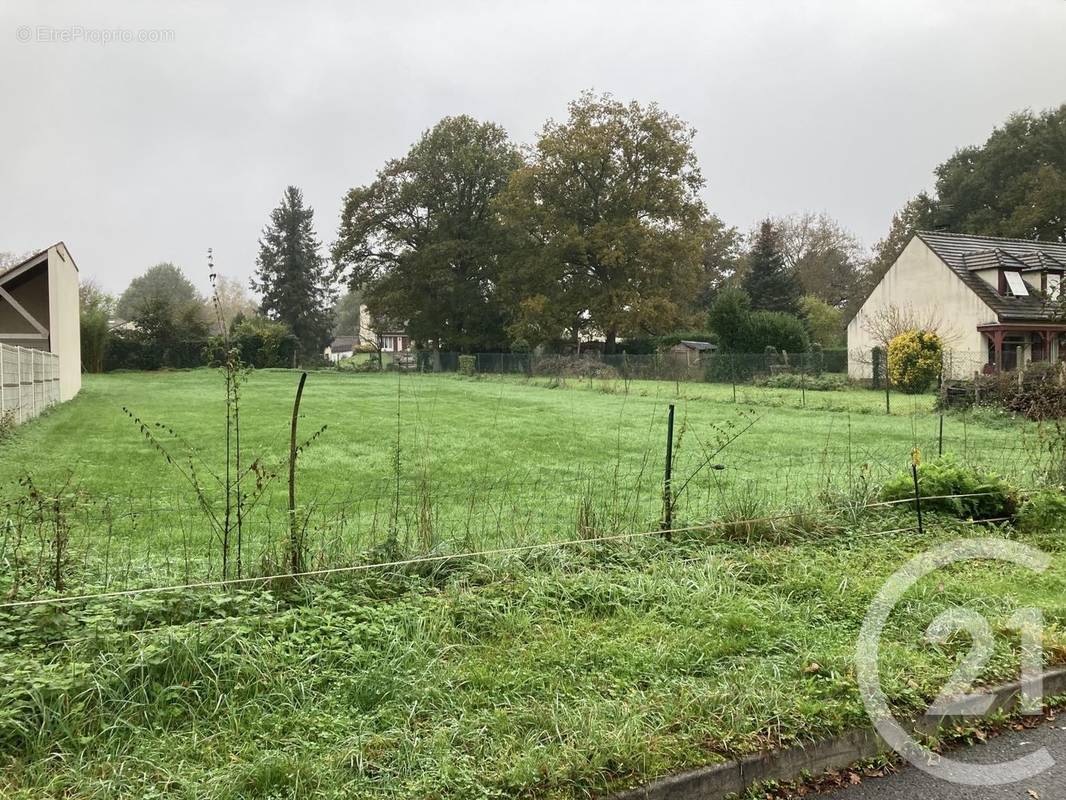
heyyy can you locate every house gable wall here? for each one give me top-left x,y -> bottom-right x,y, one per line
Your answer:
47,244 -> 81,400
847,237 -> 994,379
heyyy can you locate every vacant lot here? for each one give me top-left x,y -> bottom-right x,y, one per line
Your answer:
0,369 -> 1048,591
2,369 -> 1065,798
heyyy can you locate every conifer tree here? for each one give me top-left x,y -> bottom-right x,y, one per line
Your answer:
252,186 -> 335,361
743,220 -> 801,315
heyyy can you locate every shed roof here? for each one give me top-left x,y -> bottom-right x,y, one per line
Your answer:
677,340 -> 715,350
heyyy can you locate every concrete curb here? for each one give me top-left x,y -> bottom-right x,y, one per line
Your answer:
611,667 -> 1066,800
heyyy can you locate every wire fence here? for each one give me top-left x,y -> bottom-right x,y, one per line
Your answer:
347,348 -> 996,396
2,344 -> 1060,605
0,489 -> 1027,613
0,418 -> 1054,605
0,343 -> 60,425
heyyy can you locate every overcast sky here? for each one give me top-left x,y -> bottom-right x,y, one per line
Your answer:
2,0 -> 1065,297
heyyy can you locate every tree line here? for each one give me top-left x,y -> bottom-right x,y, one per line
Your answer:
71,96 -> 1066,371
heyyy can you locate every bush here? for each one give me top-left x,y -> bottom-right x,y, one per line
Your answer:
707,287 -> 752,351
1004,363 -> 1066,420
880,456 -> 1017,521
744,311 -> 810,354
1017,489 -> 1066,534
337,355 -> 379,372
532,356 -> 619,379
759,373 -> 847,391
887,330 -> 942,394
616,337 -> 658,355
942,363 -> 1066,421
821,349 -> 848,374
231,318 -> 298,368
0,410 -> 14,441
104,332 -> 207,371
458,355 -> 476,376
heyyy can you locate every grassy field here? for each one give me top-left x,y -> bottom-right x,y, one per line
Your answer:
2,368 -> 1065,798
3,518 -> 1066,799
0,368 -> 1050,592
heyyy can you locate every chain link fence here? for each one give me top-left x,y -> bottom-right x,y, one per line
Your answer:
0,343 -> 61,425
366,348 -> 994,389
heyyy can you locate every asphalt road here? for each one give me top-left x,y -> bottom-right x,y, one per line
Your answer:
822,718 -> 1066,799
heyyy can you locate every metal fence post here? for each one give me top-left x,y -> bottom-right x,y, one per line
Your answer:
911,449 -> 924,536
661,403 -> 675,536
937,366 -> 945,457
884,367 -> 891,415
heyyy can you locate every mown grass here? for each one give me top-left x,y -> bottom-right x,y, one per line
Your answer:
0,369 -> 1050,593
2,513 -> 1066,799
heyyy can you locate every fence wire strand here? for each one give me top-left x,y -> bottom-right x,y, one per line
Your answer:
0,487 -> 1031,611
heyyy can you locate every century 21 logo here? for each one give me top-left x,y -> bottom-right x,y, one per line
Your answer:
856,539 -> 1052,785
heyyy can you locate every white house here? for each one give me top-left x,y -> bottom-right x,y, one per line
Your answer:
326,305 -> 411,361
324,335 -> 359,363
358,304 -> 410,353
848,231 -> 1066,379
0,242 -> 82,401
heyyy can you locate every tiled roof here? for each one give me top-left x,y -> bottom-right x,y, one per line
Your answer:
959,248 -> 1029,273
916,231 -> 1066,322
1015,250 -> 1066,271
328,336 -> 359,352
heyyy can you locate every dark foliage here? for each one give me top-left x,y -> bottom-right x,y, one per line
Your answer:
743,220 -> 802,315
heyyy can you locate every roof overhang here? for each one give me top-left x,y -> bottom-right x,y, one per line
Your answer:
977,322 -> 1066,332
0,249 -> 49,287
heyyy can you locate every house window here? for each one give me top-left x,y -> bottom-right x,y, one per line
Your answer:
1001,334 -> 1026,370
1004,271 -> 1029,296
1033,333 -> 1048,362
1048,273 -> 1062,300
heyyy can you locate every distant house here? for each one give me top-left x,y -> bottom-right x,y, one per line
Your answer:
668,340 -> 716,365
0,242 -> 81,401
357,304 -> 410,353
325,306 -> 411,362
848,231 -> 1066,378
324,335 -> 359,363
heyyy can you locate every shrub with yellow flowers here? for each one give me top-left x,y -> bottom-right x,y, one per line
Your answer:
887,330 -> 943,394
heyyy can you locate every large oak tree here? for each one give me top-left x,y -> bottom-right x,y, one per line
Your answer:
332,115 -> 522,353
496,93 -> 707,353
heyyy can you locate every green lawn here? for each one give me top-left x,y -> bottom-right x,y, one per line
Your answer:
2,369 -> 1065,798
0,369 -> 1047,592
2,519 -> 1066,799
